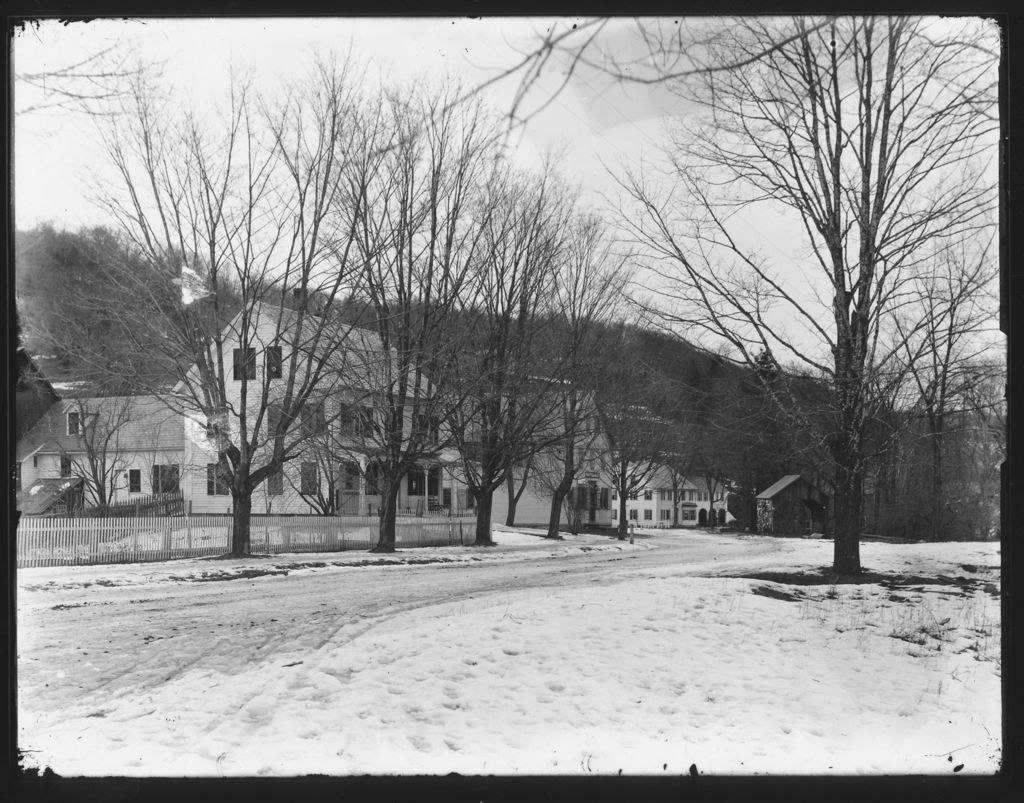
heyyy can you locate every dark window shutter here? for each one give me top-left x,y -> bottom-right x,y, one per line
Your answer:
207,464 -> 216,496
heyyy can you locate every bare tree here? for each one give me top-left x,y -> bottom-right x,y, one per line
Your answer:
346,83 -> 499,552
618,16 -> 999,572
61,396 -> 133,511
90,59 -> 372,555
447,162 -> 575,545
530,213 -> 628,539
596,327 -> 670,538
13,25 -> 149,117
895,235 -> 1001,540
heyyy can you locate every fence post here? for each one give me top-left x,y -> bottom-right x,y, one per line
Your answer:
629,522 -> 635,545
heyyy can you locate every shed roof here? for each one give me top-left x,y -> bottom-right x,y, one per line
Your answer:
16,477 -> 84,516
756,474 -> 803,500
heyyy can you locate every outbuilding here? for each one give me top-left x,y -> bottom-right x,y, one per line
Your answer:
756,474 -> 830,536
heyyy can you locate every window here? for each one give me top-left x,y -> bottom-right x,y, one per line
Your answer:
60,454 -> 72,477
611,490 -> 617,501
356,407 -> 375,436
364,462 -> 381,495
206,461 -> 231,496
128,469 -> 141,493
660,509 -> 671,521
232,347 -> 256,381
417,415 -> 440,445
629,509 -> 638,521
683,509 -> 696,521
576,485 -> 588,509
268,468 -> 283,496
152,464 -> 179,494
427,466 -> 441,497
643,490 -> 653,501
599,488 -> 610,509
644,509 -> 653,521
407,467 -> 425,496
266,345 -> 282,379
67,411 -> 80,436
628,491 -> 638,500
300,400 -> 326,437
659,489 -> 671,501
342,461 -> 360,492
300,462 -> 319,495
33,455 -> 38,468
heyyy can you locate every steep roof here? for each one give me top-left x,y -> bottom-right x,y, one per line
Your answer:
756,474 -> 803,500
16,396 -> 184,461
16,477 -> 84,516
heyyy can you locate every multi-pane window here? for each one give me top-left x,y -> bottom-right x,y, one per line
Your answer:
152,464 -> 179,494
659,489 -> 671,501
207,461 -> 231,495
60,454 -> 72,477
628,509 -> 638,521
342,461 -> 360,492
232,347 -> 256,381
300,462 -> 319,495
683,509 -> 697,521
300,400 -> 326,437
599,488 -> 610,509
643,490 -> 653,501
660,509 -> 671,521
265,345 -> 283,379
67,411 -> 80,436
128,469 -> 141,493
644,509 -> 653,520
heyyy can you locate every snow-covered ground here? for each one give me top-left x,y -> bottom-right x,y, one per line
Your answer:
16,529 -> 1000,776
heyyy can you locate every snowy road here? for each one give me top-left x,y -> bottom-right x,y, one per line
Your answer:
17,531 -> 774,712
17,530 -> 1001,776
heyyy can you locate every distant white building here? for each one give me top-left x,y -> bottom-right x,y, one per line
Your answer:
614,467 -> 732,528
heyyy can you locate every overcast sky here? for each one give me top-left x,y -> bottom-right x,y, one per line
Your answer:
13,16 -> 679,231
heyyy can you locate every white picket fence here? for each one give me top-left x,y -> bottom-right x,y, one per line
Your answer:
16,513 -> 477,568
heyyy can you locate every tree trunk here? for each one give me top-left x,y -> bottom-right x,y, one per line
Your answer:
371,476 -> 401,553
617,484 -> 628,540
930,416 -> 944,541
230,489 -> 252,556
832,465 -> 863,575
473,488 -> 494,545
504,472 -> 518,527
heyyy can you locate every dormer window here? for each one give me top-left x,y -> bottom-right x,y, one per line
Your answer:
67,411 -> 81,436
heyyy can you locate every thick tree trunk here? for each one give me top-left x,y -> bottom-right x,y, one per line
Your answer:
230,490 -> 252,556
832,465 -> 863,575
371,477 -> 401,553
473,488 -> 494,545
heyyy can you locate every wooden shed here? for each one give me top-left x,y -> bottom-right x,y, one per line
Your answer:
756,474 -> 830,536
